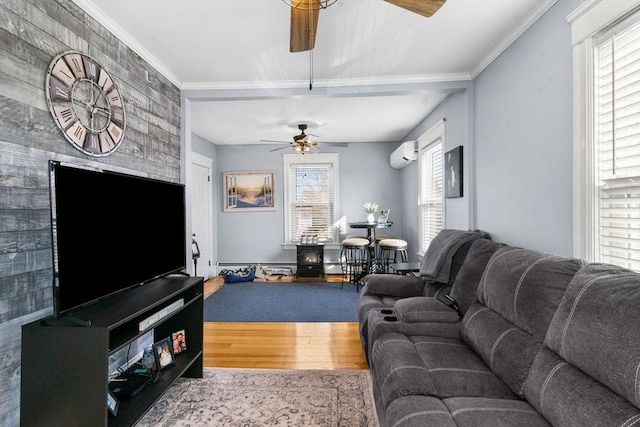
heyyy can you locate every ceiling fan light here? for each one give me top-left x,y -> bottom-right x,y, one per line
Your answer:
282,0 -> 338,10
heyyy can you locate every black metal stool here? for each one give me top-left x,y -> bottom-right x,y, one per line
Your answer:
340,237 -> 370,289
378,238 -> 408,273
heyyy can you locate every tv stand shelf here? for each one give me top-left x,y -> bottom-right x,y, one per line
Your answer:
20,275 -> 203,427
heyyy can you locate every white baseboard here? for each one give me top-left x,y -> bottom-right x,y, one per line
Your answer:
216,262 -> 344,275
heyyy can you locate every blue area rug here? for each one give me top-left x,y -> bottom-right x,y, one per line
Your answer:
203,281 -> 360,322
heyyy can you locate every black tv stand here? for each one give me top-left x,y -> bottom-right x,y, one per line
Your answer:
170,271 -> 191,278
21,275 -> 203,427
40,313 -> 92,327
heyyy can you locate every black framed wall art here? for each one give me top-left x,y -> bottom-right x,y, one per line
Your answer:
445,146 -> 463,198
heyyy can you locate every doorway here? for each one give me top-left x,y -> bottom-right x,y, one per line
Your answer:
191,152 -> 214,279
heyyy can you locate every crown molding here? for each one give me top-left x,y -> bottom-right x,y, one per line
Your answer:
71,0 -> 182,88
471,0 -> 558,79
181,73 -> 472,91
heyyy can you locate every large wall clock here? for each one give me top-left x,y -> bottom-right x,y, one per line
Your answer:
45,50 -> 126,157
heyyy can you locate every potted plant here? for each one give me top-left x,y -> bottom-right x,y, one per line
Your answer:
363,202 -> 379,223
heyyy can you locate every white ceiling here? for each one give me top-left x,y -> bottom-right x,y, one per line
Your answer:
78,0 -> 554,147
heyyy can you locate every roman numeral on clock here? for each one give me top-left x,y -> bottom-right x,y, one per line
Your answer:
52,59 -> 76,86
65,122 -> 86,147
99,130 -> 116,152
83,56 -> 99,82
107,123 -> 123,144
84,132 -> 101,154
107,89 -> 122,108
53,105 -> 77,128
66,53 -> 86,79
49,77 -> 71,102
111,108 -> 125,127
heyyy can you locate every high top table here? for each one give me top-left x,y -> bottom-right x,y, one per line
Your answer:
347,221 -> 392,277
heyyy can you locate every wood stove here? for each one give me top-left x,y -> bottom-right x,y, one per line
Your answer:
296,244 -> 325,278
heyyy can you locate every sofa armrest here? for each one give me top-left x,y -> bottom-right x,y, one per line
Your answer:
363,274 -> 425,298
395,297 -> 460,323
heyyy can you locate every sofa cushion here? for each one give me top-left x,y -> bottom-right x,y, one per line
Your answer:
462,247 -> 584,396
476,247 -> 585,339
462,303 -> 544,397
523,346 -> 640,426
384,395 -> 550,427
371,332 -> 438,409
365,308 -> 462,361
394,297 -> 460,323
384,395 -> 458,427
542,263 -> 640,410
442,397 -> 551,427
363,274 -> 426,298
370,332 -> 517,411
449,239 -> 504,315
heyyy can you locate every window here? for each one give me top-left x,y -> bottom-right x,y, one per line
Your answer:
418,121 -> 445,255
283,153 -> 339,245
594,19 -> 640,269
571,1 -> 640,269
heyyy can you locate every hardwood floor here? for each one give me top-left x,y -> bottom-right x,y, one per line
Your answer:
203,275 -> 369,370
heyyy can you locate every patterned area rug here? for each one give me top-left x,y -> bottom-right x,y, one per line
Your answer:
138,368 -> 379,426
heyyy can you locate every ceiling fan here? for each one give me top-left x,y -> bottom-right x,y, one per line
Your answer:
288,0 -> 448,52
260,124 -> 348,154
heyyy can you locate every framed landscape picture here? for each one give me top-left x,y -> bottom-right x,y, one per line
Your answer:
224,171 -> 275,212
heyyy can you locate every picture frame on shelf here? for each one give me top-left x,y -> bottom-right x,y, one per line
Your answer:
172,329 -> 187,355
378,209 -> 390,224
107,391 -> 119,416
154,337 -> 175,370
224,170 -> 275,212
141,345 -> 157,372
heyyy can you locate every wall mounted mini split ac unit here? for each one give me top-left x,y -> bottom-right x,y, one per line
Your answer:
390,141 -> 417,169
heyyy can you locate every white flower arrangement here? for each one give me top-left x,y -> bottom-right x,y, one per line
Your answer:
363,202 -> 379,214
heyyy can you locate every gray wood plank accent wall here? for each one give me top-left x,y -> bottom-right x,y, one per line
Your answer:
0,0 -> 182,424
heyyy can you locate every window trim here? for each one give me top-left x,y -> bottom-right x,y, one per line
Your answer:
417,119 -> 445,257
570,0 -> 640,261
282,153 -> 340,250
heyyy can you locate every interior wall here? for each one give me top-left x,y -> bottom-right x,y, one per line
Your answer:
215,141 -> 401,266
473,0 -> 582,256
0,1 -> 181,424
400,89 -> 474,260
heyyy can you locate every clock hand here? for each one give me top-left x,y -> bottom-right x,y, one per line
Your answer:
92,106 -> 111,118
90,81 -> 96,106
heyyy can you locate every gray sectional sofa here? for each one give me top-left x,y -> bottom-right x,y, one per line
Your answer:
358,230 -> 493,359
359,231 -> 640,426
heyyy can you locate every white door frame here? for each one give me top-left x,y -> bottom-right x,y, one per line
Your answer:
191,152 -> 214,279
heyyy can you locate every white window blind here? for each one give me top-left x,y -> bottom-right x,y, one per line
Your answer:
595,19 -> 640,270
418,139 -> 443,254
284,153 -> 339,245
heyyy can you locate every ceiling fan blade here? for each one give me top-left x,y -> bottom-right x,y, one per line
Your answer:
290,1 -> 319,52
260,139 -> 290,144
320,142 -> 348,147
270,145 -> 293,152
384,0 -> 446,17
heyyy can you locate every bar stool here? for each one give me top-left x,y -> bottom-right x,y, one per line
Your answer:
340,237 -> 370,289
378,238 -> 408,273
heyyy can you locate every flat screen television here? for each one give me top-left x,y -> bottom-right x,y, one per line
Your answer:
49,161 -> 187,318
